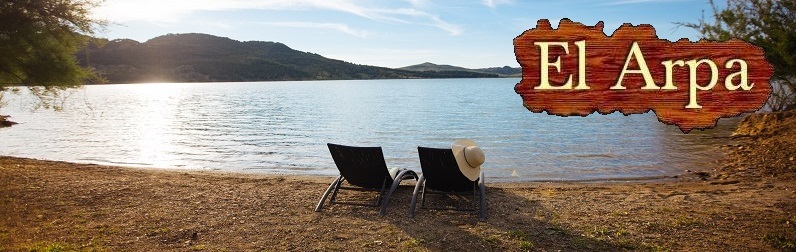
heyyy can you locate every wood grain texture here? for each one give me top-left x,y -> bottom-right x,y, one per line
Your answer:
514,19 -> 772,133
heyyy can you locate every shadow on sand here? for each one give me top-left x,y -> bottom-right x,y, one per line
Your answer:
316,183 -> 635,251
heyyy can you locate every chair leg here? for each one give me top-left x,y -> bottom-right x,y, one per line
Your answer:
374,178 -> 388,207
315,175 -> 343,212
409,175 -> 425,218
420,184 -> 427,208
328,176 -> 345,204
478,171 -> 486,221
379,169 -> 418,216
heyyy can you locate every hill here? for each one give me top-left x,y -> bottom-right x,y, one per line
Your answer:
77,33 -> 497,83
398,62 -> 472,72
398,62 -> 521,77
716,110 -> 796,180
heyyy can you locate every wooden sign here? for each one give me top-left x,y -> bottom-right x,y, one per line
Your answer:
514,19 -> 772,133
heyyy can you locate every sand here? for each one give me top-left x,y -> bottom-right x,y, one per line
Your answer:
1,156 -> 794,251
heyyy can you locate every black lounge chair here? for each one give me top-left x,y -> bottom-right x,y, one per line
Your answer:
410,147 -> 486,220
315,143 -> 418,216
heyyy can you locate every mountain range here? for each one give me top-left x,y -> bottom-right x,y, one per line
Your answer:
77,33 -> 514,84
398,62 -> 521,77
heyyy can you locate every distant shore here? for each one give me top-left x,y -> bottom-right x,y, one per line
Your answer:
2,155 -> 794,251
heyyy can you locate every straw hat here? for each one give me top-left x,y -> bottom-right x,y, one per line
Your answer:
451,139 -> 485,181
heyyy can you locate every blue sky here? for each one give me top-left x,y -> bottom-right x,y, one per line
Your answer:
92,0 -> 717,69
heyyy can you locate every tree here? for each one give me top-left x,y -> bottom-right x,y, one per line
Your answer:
680,0 -> 796,111
0,0 -> 105,110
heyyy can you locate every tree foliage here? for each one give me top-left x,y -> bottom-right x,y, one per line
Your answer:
680,0 -> 796,111
0,0 -> 105,109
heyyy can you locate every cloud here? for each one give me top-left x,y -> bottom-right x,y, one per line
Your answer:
404,0 -> 429,8
94,0 -> 462,35
601,0 -> 687,6
370,8 -> 462,35
482,0 -> 513,8
257,22 -> 368,38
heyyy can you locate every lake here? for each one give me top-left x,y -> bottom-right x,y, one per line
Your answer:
0,78 -> 738,181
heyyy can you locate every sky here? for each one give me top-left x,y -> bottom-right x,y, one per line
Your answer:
91,0 -> 718,69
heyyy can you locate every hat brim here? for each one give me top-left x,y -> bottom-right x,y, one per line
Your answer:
452,139 -> 481,181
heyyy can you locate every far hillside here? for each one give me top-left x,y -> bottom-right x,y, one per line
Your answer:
398,62 -> 521,77
77,33 -> 498,84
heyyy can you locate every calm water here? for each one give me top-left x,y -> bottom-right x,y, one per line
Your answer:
0,78 -> 738,181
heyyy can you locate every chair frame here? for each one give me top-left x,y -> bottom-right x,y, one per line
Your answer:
410,147 -> 486,221
315,143 -> 417,216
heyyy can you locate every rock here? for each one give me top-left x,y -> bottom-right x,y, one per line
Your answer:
0,115 -> 18,127
732,110 -> 796,137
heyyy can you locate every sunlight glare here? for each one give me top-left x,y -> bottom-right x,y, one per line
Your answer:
127,83 -> 186,167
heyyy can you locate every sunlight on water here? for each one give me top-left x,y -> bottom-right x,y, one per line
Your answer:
0,79 -> 737,181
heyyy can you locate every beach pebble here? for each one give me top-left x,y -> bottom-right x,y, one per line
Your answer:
667,195 -> 689,202
709,180 -> 739,185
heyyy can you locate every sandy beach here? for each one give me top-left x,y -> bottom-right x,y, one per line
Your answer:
2,111 -> 796,251
1,155 -> 794,251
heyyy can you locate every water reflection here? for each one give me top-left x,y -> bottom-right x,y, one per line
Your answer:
0,79 -> 736,181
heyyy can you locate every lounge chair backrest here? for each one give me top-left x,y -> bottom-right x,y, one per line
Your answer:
328,143 -> 393,189
417,147 -> 477,192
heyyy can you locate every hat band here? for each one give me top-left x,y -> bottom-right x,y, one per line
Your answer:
463,148 -> 475,168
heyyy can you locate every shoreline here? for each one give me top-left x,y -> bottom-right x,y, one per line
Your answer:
1,155 -> 707,184
2,155 -> 794,251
